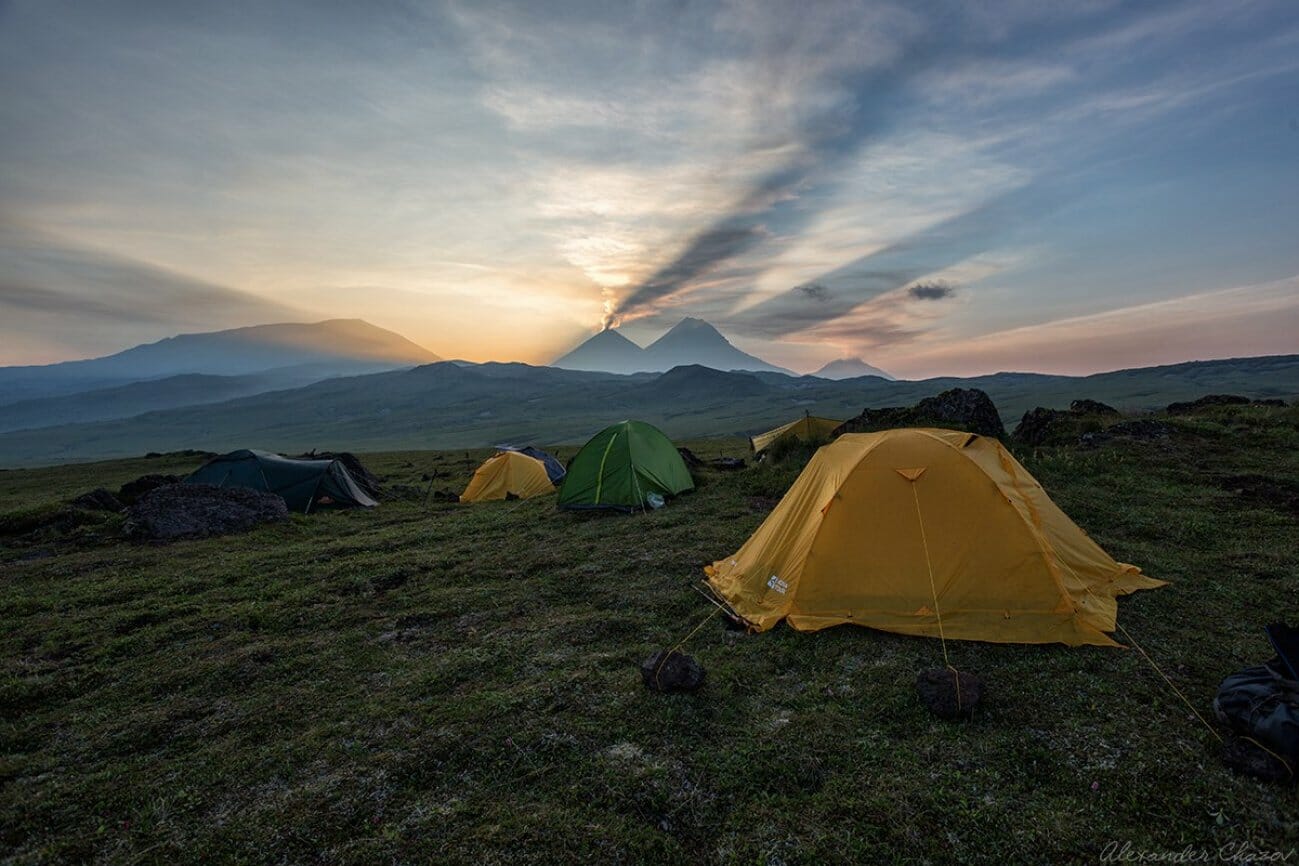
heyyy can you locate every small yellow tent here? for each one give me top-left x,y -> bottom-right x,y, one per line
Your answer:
460,451 -> 555,503
750,415 -> 842,456
707,428 -> 1164,646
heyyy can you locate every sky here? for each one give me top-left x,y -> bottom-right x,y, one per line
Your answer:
1,0 -> 1297,378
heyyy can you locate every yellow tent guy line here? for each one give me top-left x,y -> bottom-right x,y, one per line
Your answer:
908,477 -> 951,670
655,606 -> 722,689
1114,620 -> 1223,743
1240,735 -> 1294,777
1056,545 -> 1222,744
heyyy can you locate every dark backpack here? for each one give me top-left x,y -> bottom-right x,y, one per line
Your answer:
1214,659 -> 1299,774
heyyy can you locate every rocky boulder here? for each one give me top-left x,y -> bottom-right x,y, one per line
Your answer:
834,388 -> 1005,439
125,483 -> 289,542
1013,399 -> 1119,446
1012,408 -> 1070,447
117,473 -> 182,504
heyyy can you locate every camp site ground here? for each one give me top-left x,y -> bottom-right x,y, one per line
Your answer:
2,404 -> 1298,863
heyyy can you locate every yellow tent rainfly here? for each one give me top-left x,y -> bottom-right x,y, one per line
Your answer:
460,451 -> 556,503
707,428 -> 1165,647
749,415 -> 842,457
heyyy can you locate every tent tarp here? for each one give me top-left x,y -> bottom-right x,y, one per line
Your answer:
750,415 -> 842,455
557,420 -> 693,512
493,444 -> 566,485
186,449 -> 378,513
461,451 -> 556,502
707,428 -> 1164,646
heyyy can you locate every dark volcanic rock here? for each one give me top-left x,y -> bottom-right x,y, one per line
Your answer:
916,668 -> 983,720
1013,407 -> 1070,447
125,483 -> 288,541
1221,736 -> 1294,784
72,488 -> 124,512
709,457 -> 746,471
1069,399 -> 1119,416
118,474 -> 182,504
835,388 -> 1005,439
1166,394 -> 1286,414
640,650 -> 706,693
1013,399 -> 1118,446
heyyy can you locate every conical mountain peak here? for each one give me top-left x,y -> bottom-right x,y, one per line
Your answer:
552,318 -> 792,376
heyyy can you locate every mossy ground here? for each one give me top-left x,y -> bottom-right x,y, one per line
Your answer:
2,408 -> 1297,864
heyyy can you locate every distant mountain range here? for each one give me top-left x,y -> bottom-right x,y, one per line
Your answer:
0,320 -> 439,429
553,318 -> 796,375
0,351 -> 1294,467
813,357 -> 895,380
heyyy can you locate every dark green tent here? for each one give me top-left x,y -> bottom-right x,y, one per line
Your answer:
557,420 -> 693,512
186,449 -> 378,513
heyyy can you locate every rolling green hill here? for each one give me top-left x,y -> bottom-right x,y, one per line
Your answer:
0,354 -> 1295,468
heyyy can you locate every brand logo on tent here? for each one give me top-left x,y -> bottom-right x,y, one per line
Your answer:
766,575 -> 788,594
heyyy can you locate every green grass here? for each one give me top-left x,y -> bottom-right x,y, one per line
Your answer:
2,411 -> 1298,864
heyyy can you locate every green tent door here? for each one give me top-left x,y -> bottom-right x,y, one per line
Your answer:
557,420 -> 694,512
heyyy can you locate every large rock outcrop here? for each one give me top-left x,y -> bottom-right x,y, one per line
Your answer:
833,388 -> 1005,439
117,473 -> 182,504
125,483 -> 288,542
1012,399 -> 1120,447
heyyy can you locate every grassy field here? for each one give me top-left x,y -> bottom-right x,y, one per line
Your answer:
2,407 -> 1298,864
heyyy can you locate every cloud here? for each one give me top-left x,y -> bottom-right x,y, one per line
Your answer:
796,283 -> 830,302
2,0 -> 1297,371
602,2 -> 935,325
726,179 -> 1058,340
908,281 -> 955,301
0,223 -> 304,363
598,0 -> 1231,329
888,274 -> 1299,378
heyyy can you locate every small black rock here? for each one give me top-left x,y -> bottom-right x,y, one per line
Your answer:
640,649 -> 706,693
916,668 -> 983,720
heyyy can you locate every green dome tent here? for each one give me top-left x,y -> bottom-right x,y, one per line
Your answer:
186,449 -> 378,513
557,420 -> 694,512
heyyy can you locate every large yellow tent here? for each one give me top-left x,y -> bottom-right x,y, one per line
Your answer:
707,428 -> 1164,646
460,451 -> 555,502
750,415 -> 843,456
